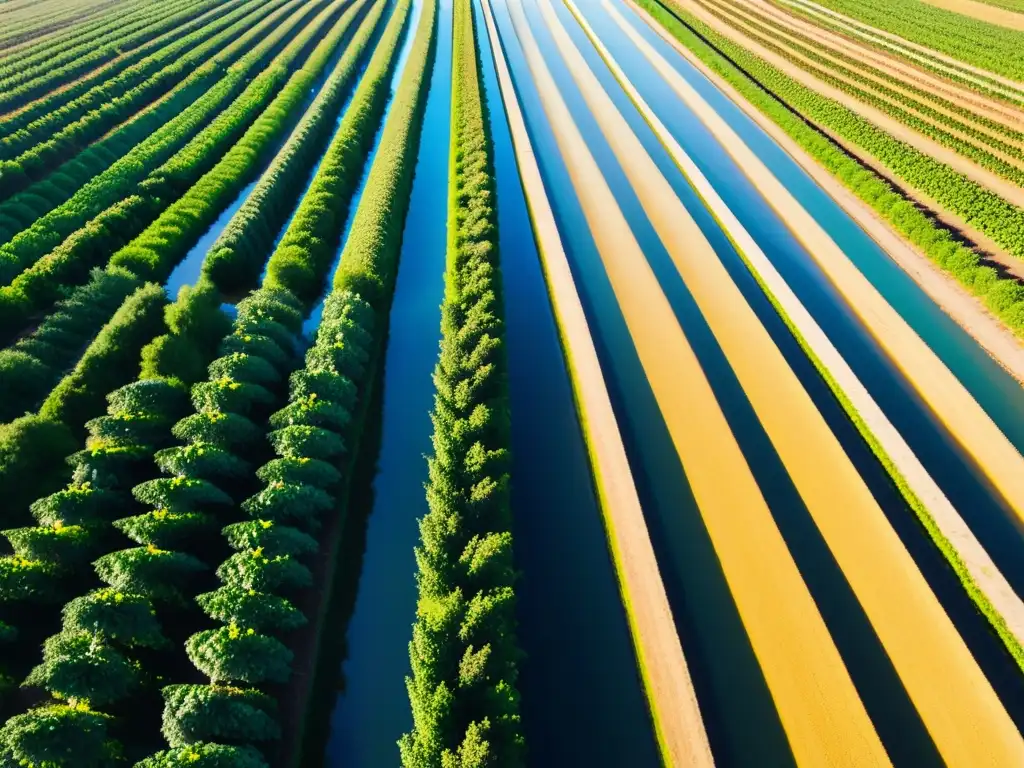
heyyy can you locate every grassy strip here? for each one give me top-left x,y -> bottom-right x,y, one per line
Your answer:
203,0 -> 388,296
698,0 -> 1024,171
641,0 -> 1024,335
401,0 -> 524,763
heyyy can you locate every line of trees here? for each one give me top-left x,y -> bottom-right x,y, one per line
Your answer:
402,1 -> 524,764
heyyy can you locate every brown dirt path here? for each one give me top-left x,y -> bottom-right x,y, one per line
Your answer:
508,1 -> 893,763
480,0 -> 714,764
550,1 -> 1024,762
676,0 -> 1024,208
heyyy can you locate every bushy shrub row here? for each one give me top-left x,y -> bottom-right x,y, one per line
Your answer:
203,0 -> 388,296
401,1 -> 523,763
145,291 -> 372,765
262,0 -> 415,303
0,288 -> 286,765
105,0 -> 370,285
0,268 -> 140,421
0,0 -> 226,119
0,0 -> 296,250
0,0 -> 261,169
646,0 -> 1024,334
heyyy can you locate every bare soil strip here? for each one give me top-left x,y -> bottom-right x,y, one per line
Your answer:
543,0 -> 1024,762
919,0 -> 1024,30
675,0 -> 1024,208
479,1 -> 714,764
599,0 -> 1024,679
508,0 -> 905,764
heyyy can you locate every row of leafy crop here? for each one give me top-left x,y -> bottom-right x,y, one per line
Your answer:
0,0 -> 394,524
0,0 -> 126,53
0,0 -> 252,154
0,0 -> 178,83
0,0 -> 283,198
401,0 -> 524,764
0,0 -> 214,115
693,0 -> 1024,189
0,0 -> 288,227
639,0 -> 1024,333
775,0 -> 1024,105
0,0 -> 332,307
0,0 -> 437,761
706,0 -> 1024,146
784,0 -> 1024,83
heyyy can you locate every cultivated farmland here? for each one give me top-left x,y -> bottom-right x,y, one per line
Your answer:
5,0 -> 1024,765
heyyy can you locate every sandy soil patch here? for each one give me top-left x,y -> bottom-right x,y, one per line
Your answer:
479,1 -> 713,764
919,0 -> 1024,31
546,0 -> 1024,762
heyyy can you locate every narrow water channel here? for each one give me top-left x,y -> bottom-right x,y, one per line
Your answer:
493,0 -> 1024,762
161,0 -> 375,298
319,0 -> 449,762
474,2 -> 661,763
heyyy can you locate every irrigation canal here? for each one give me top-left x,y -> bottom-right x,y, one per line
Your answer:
485,0 -> 1024,764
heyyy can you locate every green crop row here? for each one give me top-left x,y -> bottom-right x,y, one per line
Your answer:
203,0 -> 387,297
0,0 -> 212,114
0,0 -> 150,73
0,0 -> 255,165
696,0 -> 1024,190
0,0 -> 293,243
0,0 -> 330,323
0,269 -> 141,422
401,0 -> 523,764
640,0 -> 1024,332
786,0 -> 1024,83
0,0 -> 250,142
107,0 -> 369,283
0,0 -> 287,203
262,0 -> 415,303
